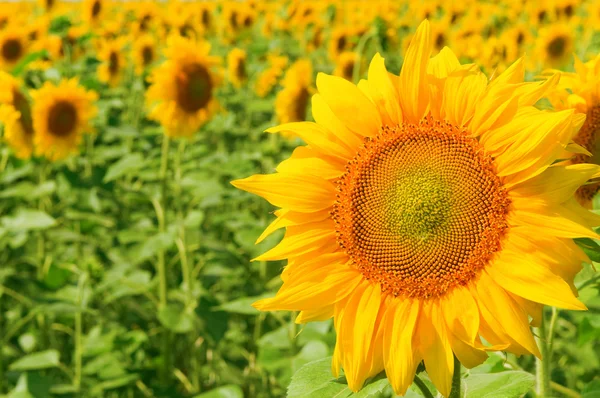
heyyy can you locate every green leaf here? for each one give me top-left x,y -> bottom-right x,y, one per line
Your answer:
215,294 -> 272,315
463,370 -> 535,398
11,51 -> 47,76
193,385 -> 244,398
2,209 -> 56,231
574,238 -> 600,263
583,380 -> 600,398
158,304 -> 195,333
9,350 -> 60,371
287,357 -> 351,398
103,153 -> 146,182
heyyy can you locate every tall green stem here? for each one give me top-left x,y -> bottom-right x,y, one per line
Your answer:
535,309 -> 550,397
37,161 -> 47,280
449,356 -> 461,398
74,272 -> 87,391
157,135 -> 170,383
413,375 -> 434,398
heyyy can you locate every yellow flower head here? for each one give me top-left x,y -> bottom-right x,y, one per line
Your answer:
233,20 -> 597,397
333,51 -> 360,82
275,59 -> 313,125
545,54 -> 600,207
227,48 -> 247,88
31,78 -> 98,161
536,23 -> 575,69
83,0 -> 105,27
97,37 -> 127,87
146,36 -> 220,138
132,34 -> 158,76
254,55 -> 288,98
0,25 -> 29,71
0,72 -> 34,159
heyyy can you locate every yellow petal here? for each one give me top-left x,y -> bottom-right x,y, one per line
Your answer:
266,122 -> 354,161
311,94 -> 363,150
427,47 -> 460,79
316,73 -> 382,138
398,20 -> 432,123
254,260 -> 362,311
337,281 -> 382,392
295,305 -> 334,323
474,273 -> 541,358
441,286 -> 480,345
416,301 -> 453,398
366,53 -> 402,125
231,173 -> 336,213
448,333 -> 488,369
383,299 -> 420,396
488,251 -> 586,310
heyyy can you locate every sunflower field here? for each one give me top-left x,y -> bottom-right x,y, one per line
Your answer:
1,0 -> 600,397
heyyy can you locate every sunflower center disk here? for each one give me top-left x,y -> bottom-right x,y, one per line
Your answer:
333,119 -> 511,299
574,105 -> 600,201
2,39 -> 22,62
176,63 -> 212,113
48,100 -> 78,137
547,36 -> 566,58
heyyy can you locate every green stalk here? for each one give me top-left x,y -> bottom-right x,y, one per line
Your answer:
413,375 -> 435,398
37,161 -> 47,280
157,135 -> 170,383
449,356 -> 461,398
74,272 -> 87,391
0,294 -> 4,394
535,309 -> 550,397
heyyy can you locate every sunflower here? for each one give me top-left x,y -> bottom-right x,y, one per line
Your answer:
227,48 -> 247,88
83,0 -> 105,27
232,20 -> 597,396
31,79 -> 98,161
38,0 -> 59,14
130,2 -> 159,36
97,37 -> 127,88
146,36 -> 220,139
29,34 -> 62,71
0,72 -> 34,159
132,34 -> 158,76
333,51 -> 360,82
0,25 -> 29,71
536,24 -> 575,68
329,27 -> 353,61
196,3 -> 215,33
545,54 -> 600,207
255,55 -> 288,98
275,59 -> 312,125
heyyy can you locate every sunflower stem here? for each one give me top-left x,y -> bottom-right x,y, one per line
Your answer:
74,272 -> 87,392
157,134 -> 170,384
449,355 -> 461,398
413,375 -> 435,398
535,309 -> 550,397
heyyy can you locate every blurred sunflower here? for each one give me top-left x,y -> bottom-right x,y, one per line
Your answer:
31,79 -> 98,161
131,2 -> 159,36
0,26 -> 29,71
227,48 -> 247,88
233,20 -> 597,397
275,59 -> 312,124
29,34 -> 62,71
0,72 -> 34,159
329,27 -> 353,61
333,51 -> 359,82
97,38 -> 127,87
132,34 -> 157,76
146,36 -> 220,138
255,55 -> 288,98
196,2 -> 215,33
536,24 -> 574,68
83,0 -> 105,27
545,54 -> 600,207
37,0 -> 58,14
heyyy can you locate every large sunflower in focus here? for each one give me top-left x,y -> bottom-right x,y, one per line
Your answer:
0,72 -> 34,159
31,79 -> 98,161
233,20 -> 597,396
0,26 -> 29,71
546,54 -> 600,208
146,36 -> 219,138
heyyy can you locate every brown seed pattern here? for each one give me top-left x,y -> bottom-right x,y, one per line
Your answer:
332,118 -> 511,298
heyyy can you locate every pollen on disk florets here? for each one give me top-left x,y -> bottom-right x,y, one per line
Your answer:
332,117 -> 512,299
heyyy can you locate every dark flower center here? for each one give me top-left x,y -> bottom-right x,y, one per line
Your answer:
176,63 -> 213,113
2,39 -> 22,62
48,101 -> 78,137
